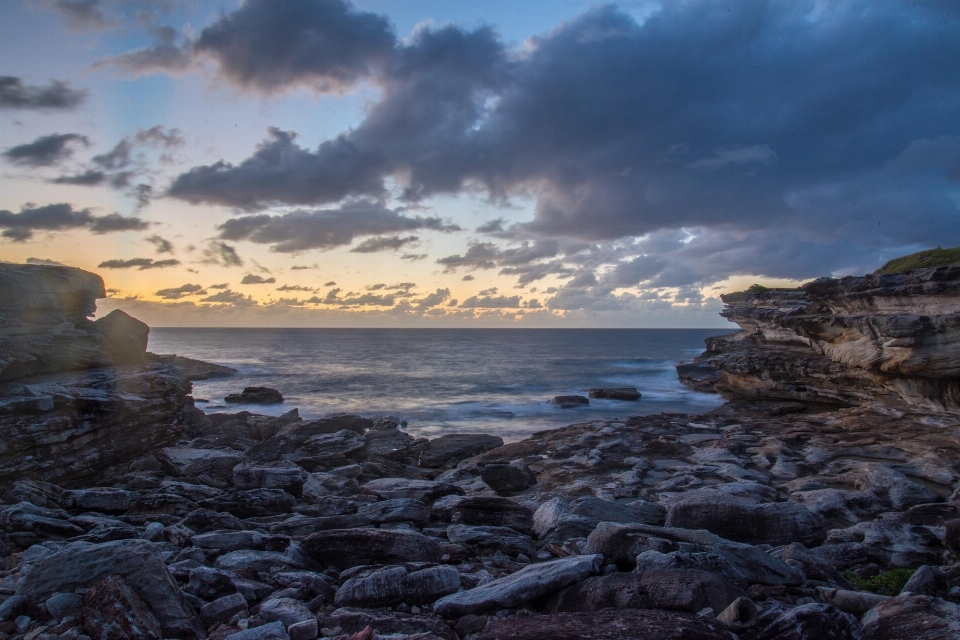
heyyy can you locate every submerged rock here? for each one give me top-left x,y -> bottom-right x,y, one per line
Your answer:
589,387 -> 642,400
225,386 -> 284,404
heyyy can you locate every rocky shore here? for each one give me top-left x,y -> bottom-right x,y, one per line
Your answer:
1,262 -> 959,639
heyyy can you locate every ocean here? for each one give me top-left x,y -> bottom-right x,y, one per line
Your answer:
147,328 -> 732,442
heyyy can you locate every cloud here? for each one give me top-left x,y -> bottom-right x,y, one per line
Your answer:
3,133 -> 89,167
202,241 -> 244,267
277,284 -> 314,292
50,0 -> 112,31
400,253 -> 427,261
240,274 -> 276,284
217,200 -> 458,252
290,264 -> 317,270
0,76 -> 87,110
436,242 -> 499,272
316,288 -> 396,307
95,25 -> 193,76
192,0 -> 396,94
146,235 -> 174,254
350,235 -> 419,253
460,295 -> 521,309
0,203 -> 147,242
323,281 -> 336,286
51,170 -> 107,186
98,257 -> 180,270
199,289 -> 256,306
478,287 -> 498,296
416,288 -> 450,309
208,283 -> 229,290
25,257 -> 64,266
155,283 -> 205,299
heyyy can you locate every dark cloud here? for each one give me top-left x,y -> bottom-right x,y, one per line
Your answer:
51,170 -> 107,186
461,275 -> 474,281
202,241 -> 244,267
317,288 -> 395,307
95,25 -> 193,75
350,235 -> 419,253
50,0 -> 112,31
437,240 -> 560,281
478,287 -> 498,296
3,133 -> 89,167
436,242 -> 499,272
25,257 -> 64,266
277,284 -> 314,292
400,253 -> 427,261
240,274 -> 276,285
166,0 -> 960,288
199,289 -> 256,306
366,282 -> 415,291
193,0 -> 396,94
416,288 -> 450,309
290,264 -> 315,270
146,235 -> 174,254
460,295 -> 522,309
98,257 -> 180,269
217,201 -> 458,252
155,283 -> 205,299
323,281 -> 336,286
0,76 -> 87,110
0,203 -> 147,241
208,283 -> 229,290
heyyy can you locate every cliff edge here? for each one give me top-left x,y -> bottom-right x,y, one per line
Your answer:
678,266 -> 960,412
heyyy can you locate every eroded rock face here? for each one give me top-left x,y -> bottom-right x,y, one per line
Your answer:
680,266 -> 960,412
477,609 -> 736,640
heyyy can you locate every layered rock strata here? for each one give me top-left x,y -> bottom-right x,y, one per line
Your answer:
678,266 -> 960,412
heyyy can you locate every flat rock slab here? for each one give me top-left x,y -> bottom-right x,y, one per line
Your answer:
362,478 -> 464,502
418,434 -> 504,468
15,539 -> 203,638
301,528 -> 443,569
589,388 -> 642,401
477,609 -> 736,640
433,554 -> 602,618
862,595 -> 960,640
335,564 -> 460,608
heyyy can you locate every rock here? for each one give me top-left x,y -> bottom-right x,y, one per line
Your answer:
191,530 -> 290,553
861,594 -> 960,639
433,554 -> 602,618
418,434 -> 504,468
582,522 -> 804,585
477,609 -> 736,640
197,488 -> 297,518
439,496 -> 534,532
200,592 -> 248,625
186,566 -> 272,603
301,528 -> 443,569
665,484 -> 825,546
480,463 -> 537,494
61,488 -> 134,514
335,564 -> 460,608
589,388 -> 642,400
157,447 -> 245,480
81,574 -> 163,639
533,497 -> 665,542
900,565 -> 946,597
816,587 -> 890,616
252,408 -> 301,440
227,621 -> 291,640
745,602 -> 861,640
357,498 -> 429,525
318,608 -> 454,639
258,597 -> 314,627
359,426 -> 426,461
288,619 -> 319,640
545,569 -> 745,615
362,478 -> 464,502
634,550 -> 751,589
45,592 -> 84,620
780,542 -> 853,588
214,549 -> 308,577
93,309 -> 149,365
302,471 -> 361,500
551,395 -> 589,408
225,386 -> 284,404
233,461 -> 305,496
14,539 -> 204,638
447,524 -> 536,557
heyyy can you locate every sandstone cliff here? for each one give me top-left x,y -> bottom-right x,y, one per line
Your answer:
678,266 -> 960,412
0,262 -> 220,487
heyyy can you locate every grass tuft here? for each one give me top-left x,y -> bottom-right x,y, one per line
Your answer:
843,568 -> 915,596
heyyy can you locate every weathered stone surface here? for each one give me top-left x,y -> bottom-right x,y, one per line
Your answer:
200,592 -> 248,625
533,497 -> 665,542
197,488 -> 297,519
362,478 -> 464,502
589,387 -> 642,401
233,461 -> 304,496
214,549 -> 308,577
258,596 -> 314,627
157,447 -> 245,480
335,564 -> 460,608
477,609 -> 736,640
418,433 -> 504,469
81,574 -> 163,639
439,495 -> 534,532
744,602 -> 861,640
225,386 -> 284,404
191,530 -> 290,553
357,498 -> 429,525
94,309 -> 149,365
61,487 -> 134,514
301,528 -> 443,569
861,594 -> 960,640
433,554 -> 602,618
15,539 -> 203,638
227,621 -> 290,640
446,524 -> 536,557
318,608 -> 455,639
480,463 -> 537,494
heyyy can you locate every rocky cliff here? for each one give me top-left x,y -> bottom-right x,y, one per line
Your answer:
678,266 -> 960,412
0,262 -> 218,487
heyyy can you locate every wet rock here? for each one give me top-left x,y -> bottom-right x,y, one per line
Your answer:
589,387 -> 642,400
480,463 -> 537,494
15,539 -> 203,638
418,434 -> 504,469
546,568 -> 745,614
861,594 -> 960,639
301,528 -> 443,569
361,478 -> 464,502
433,554 -> 602,618
226,386 -> 284,404
335,564 -> 460,608
251,408 -> 302,440
477,609 -> 735,640
743,602 -> 861,640
551,395 -> 590,408
81,574 -> 163,639
359,426 -> 427,461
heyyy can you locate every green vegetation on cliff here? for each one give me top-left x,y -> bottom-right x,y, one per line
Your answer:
875,246 -> 960,274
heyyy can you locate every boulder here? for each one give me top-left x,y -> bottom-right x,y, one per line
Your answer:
433,554 -> 602,618
746,602 -> 861,640
419,433 -> 504,468
61,488 -> 134,514
93,309 -> 149,365
225,386 -> 284,404
477,609 -> 735,640
446,524 -> 536,557
533,497 -> 664,541
335,564 -> 460,608
551,395 -> 589,408
357,498 -> 429,525
318,608 -> 455,639
14,539 -> 203,638
81,574 -> 163,639
227,621 -> 290,640
197,488 -> 297,518
861,594 -> 960,640
301,528 -> 443,569
233,461 -> 304,496
199,592 -> 248,625
480,463 -> 537,494
190,530 -> 290,553
362,478 -> 464,502
439,496 -> 534,532
157,447 -> 245,480
589,388 -> 642,400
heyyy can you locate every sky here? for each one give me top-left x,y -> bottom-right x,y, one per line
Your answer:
1,0 -> 958,328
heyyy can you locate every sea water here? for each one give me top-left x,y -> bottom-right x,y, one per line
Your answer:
148,328 -> 731,442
